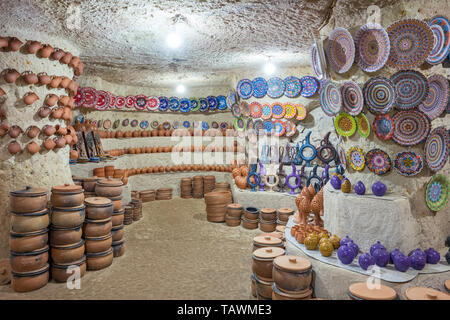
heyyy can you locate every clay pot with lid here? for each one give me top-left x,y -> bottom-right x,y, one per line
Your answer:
252,246 -> 285,282
241,216 -> 258,230
403,287 -> 449,300
260,208 -> 277,221
10,208 -> 49,233
10,245 -> 49,273
26,141 -> 40,155
259,219 -> 277,233
86,248 -> 113,271
51,205 -> 85,228
348,282 -> 398,300
225,215 -> 241,227
50,225 -> 82,246
26,40 -> 42,54
112,208 -> 124,227
95,178 -> 123,198
271,283 -> 313,300
272,255 -> 312,294
85,197 -> 113,220
9,228 -> 48,253
253,235 -> 283,252
85,233 -> 112,253
83,217 -> 112,237
9,186 -> 48,213
82,177 -> 99,192
3,69 -> 20,83
51,240 -> 85,264
11,264 -> 49,293
51,184 -> 84,207
51,256 -> 86,283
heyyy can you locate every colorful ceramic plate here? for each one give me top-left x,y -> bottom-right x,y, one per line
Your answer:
391,70 -> 429,110
103,119 -> 111,129
363,77 -> 396,114
241,101 -> 251,117
311,43 -> 326,79
74,88 -> 85,108
254,119 -> 264,134
300,76 -> 319,97
285,121 -> 297,138
81,87 -> 97,108
327,27 -> 355,73
267,77 -> 285,98
341,81 -> 364,116
199,98 -> 209,112
337,146 -> 347,171
109,95 -> 116,109
179,98 -> 191,113
183,121 -> 190,129
202,122 -> 209,131
159,97 -> 169,111
366,148 -> 392,175
140,120 -> 149,129
231,103 -> 242,118
234,117 -> 245,131
172,120 -> 180,129
261,104 -> 272,120
169,97 -> 180,111
162,121 -> 171,130
250,102 -> 262,118
151,120 -> 158,129
373,114 -> 394,141
392,110 -> 431,146
418,74 -> 449,120
125,95 -> 135,109
130,119 -> 139,127
425,174 -> 449,211
273,120 -> 285,137
320,81 -> 342,116
95,90 -> 110,111
347,147 -> 365,171
271,103 -> 285,119
284,103 -> 296,119
356,113 -> 370,138
424,126 -> 449,172
134,95 -> 147,110
252,77 -> 268,98
122,119 -> 129,127
386,19 -> 434,69
217,95 -> 227,110
263,120 -> 274,134
146,96 -> 159,111
207,96 -> 218,110
334,113 -> 356,137
354,23 -> 390,72
394,151 -> 423,176
427,16 -> 450,65
237,79 -> 253,99
296,104 -> 307,120
190,98 -> 200,112
115,96 -> 126,109
227,90 -> 237,107
211,121 -> 219,129
220,122 -> 228,130
284,76 -> 302,98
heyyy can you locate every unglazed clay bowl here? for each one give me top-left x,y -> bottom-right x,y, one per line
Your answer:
51,256 -> 86,283
86,248 -> 113,271
83,218 -> 112,237
244,207 -> 260,220
11,264 -> 49,293
95,178 -> 123,197
10,245 -> 49,273
242,217 -> 259,230
50,240 -> 85,264
259,219 -> 277,233
252,247 -> 285,282
272,255 -> 312,294
9,228 -> 48,253
85,234 -> 112,253
51,205 -> 85,228
225,215 -> 241,227
10,209 -> 49,233
49,225 -> 82,246
85,197 -> 113,220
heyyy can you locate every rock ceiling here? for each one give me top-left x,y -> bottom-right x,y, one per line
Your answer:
1,0 -> 396,87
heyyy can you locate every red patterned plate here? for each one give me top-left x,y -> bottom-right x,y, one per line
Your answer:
250,102 -> 262,118
95,90 -> 110,110
81,87 -> 97,108
146,96 -> 160,111
109,95 -> 116,109
134,94 -> 147,110
115,96 -> 126,109
74,88 -> 85,107
125,96 -> 135,108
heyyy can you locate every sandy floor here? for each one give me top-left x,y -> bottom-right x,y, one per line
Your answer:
0,198 -> 261,299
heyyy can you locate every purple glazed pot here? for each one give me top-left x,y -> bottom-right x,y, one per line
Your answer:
393,253 -> 410,272
371,181 -> 386,196
354,181 -> 366,195
330,175 -> 341,190
408,248 -> 426,260
337,244 -> 355,265
409,253 -> 426,270
340,235 -> 353,247
372,248 -> 389,267
424,248 -> 440,264
347,240 -> 359,258
358,252 -> 375,270
370,241 -> 386,256
389,248 -> 402,264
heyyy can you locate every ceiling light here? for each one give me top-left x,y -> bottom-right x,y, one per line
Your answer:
166,32 -> 182,49
264,62 -> 276,75
176,84 -> 186,94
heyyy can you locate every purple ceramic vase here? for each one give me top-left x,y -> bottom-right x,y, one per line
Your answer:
424,248 -> 440,264
358,252 -> 375,270
393,252 -> 410,272
337,244 -> 355,265
370,241 -> 386,256
354,181 -> 366,195
372,248 -> 389,267
340,235 -> 353,247
330,175 -> 341,190
372,181 -> 386,196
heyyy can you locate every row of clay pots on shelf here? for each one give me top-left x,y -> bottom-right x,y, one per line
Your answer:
106,145 -> 245,156
99,128 -> 238,139
97,164 -> 235,177
0,37 -> 84,76
0,123 -> 75,139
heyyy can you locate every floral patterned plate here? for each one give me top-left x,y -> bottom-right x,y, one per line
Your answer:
296,104 -> 307,120
284,103 -> 297,119
425,174 -> 449,211
334,113 -> 356,137
261,104 -> 272,120
373,114 -> 394,141
347,147 -> 365,171
394,151 -> 423,176
365,148 -> 391,175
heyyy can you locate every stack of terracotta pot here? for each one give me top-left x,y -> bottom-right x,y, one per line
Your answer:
139,190 -> 155,202
180,178 -> 193,199
225,203 -> 243,227
277,208 -> 294,226
49,184 -> 86,282
130,198 -> 142,221
213,182 -> 230,192
203,175 -> 216,194
204,191 -> 232,223
156,188 -> 173,200
242,207 -> 259,230
93,167 -> 106,178
271,255 -> 313,300
9,187 -> 50,292
192,176 -> 204,198
104,166 -> 115,177
94,177 -> 124,261
123,205 -> 133,225
259,208 -> 277,233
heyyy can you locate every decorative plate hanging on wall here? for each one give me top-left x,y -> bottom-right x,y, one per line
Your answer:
207,96 -> 218,110
125,95 -> 136,109
217,95 -> 227,110
334,113 -> 356,137
109,95 -> 116,109
296,104 -> 307,120
373,114 -> 395,141
236,79 -> 253,99
103,119 -> 111,129
81,87 -> 97,108
263,120 -> 275,135
221,122 -> 229,130
211,121 -> 219,129
394,151 -> 423,176
74,88 -> 85,108
285,121 -> 297,138
179,98 -> 191,113
172,120 -> 180,129
346,147 -> 365,171
231,103 -> 242,118
340,81 -> 364,116
253,119 -> 264,134
246,119 -> 254,130
426,16 -> 450,65
284,103 -> 296,119
252,77 -> 268,98
354,23 -> 390,73
273,120 -> 285,137
327,27 -> 355,74
115,96 -> 126,109
392,110 -> 431,146
363,77 -> 396,114
199,98 -> 209,112
190,98 -> 200,112
151,120 -> 158,129
234,117 -> 245,131
169,97 -> 180,111
356,113 -> 370,138
424,126 -> 449,172
311,43 -> 326,79
261,104 -> 272,120
300,76 -> 319,97
284,76 -> 302,98
146,96 -> 159,111
227,90 -> 237,107
267,77 -> 285,98
418,74 -> 449,120
122,119 -> 130,127
390,70 -> 429,110
320,81 -> 342,116
112,119 -> 120,129
250,102 -> 262,118
158,97 -> 169,111
95,90 -> 111,110
241,101 -> 251,117
183,121 -> 190,129
130,119 -> 139,127
140,120 -> 149,129
271,102 -> 285,119
134,95 -> 147,110
365,148 -> 392,175
202,122 -> 209,131
425,174 -> 449,211
386,19 -> 434,69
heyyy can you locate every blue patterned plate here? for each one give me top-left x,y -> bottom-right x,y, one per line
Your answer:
183,121 -> 190,128
300,76 -> 319,97
199,98 -> 209,112
159,97 -> 169,111
220,122 -> 228,130
140,120 -> 149,129
252,77 -> 268,98
237,79 -> 253,99
207,96 -> 218,110
263,120 -> 275,134
217,95 -> 227,110
172,120 -> 180,129
179,98 -> 191,113
190,98 -> 200,112
284,76 -> 302,98
267,77 -> 285,98
202,122 -> 209,131
227,90 -> 237,106
169,97 -> 179,111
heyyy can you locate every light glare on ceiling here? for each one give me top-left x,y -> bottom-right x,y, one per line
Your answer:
264,62 -> 276,75
176,84 -> 186,94
166,32 -> 182,49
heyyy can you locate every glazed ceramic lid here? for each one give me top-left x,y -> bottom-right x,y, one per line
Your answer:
96,178 -> 123,187
349,282 -> 397,300
253,247 -> 285,259
51,184 -> 83,193
85,197 -> 112,206
404,287 -> 450,300
273,255 -> 311,271
10,186 -> 48,197
253,236 -> 282,246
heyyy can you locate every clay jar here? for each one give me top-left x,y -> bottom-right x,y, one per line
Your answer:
43,138 -> 56,151
112,208 -> 124,227
252,247 -> 285,282
51,256 -> 86,283
10,245 -> 49,273
9,186 -> 48,213
10,208 -> 49,233
253,274 -> 273,300
95,178 -> 123,198
51,108 -> 64,120
26,126 -> 40,139
51,205 -> 85,228
11,264 -> 49,293
3,69 -> 20,83
50,240 -> 85,264
22,72 -> 39,85
112,240 -> 125,257
49,76 -> 62,89
83,217 -> 112,237
9,228 -> 48,253
54,136 -> 66,148
244,207 -> 260,220
50,225 -> 82,246
37,72 -> 51,85
82,177 -> 99,192
51,184 -> 84,207
260,208 -> 277,221
85,233 -> 112,253
259,220 -> 277,233
86,248 -> 113,271
272,255 -> 312,294
51,49 -> 65,61
61,52 -> 73,64
8,125 -> 23,138
85,197 -> 113,220
27,40 -> 42,54
42,125 -> 56,136
111,225 -> 124,241
38,107 -> 52,120
26,141 -> 40,155
110,196 -> 122,211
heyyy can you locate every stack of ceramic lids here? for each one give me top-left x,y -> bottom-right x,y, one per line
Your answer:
252,235 -> 284,252
49,184 -> 86,283
272,255 -> 313,300
156,188 -> 173,200
203,175 -> 216,194
139,190 -> 155,202
131,198 -> 142,221
404,287 -> 449,300
204,191 -> 232,222
192,176 -> 204,198
82,176 -> 100,199
123,205 -> 133,225
9,186 -> 50,292
252,245 -> 285,300
348,282 -> 399,300
277,208 -> 294,226
180,178 -> 193,199
242,207 -> 260,230
259,208 -> 277,233
225,203 -> 243,227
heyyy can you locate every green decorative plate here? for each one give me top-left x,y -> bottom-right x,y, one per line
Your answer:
190,98 -> 200,112
356,113 -> 370,138
425,174 -> 449,211
234,117 -> 245,132
334,113 -> 356,137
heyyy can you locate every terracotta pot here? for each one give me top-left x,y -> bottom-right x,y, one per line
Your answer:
253,235 -> 283,252
69,56 -> 81,68
11,264 -> 49,293
43,138 -> 56,150
51,240 -> 85,264
51,49 -> 65,61
42,125 -> 56,136
9,186 -> 48,213
95,178 -> 123,197
112,239 -> 125,257
58,95 -> 70,106
3,69 -> 19,83
51,256 -> 86,283
74,62 -> 84,76
253,274 -> 273,300
85,234 -> 112,253
82,177 -> 99,192
27,40 -> 42,54
61,52 -> 72,65
64,134 -> 73,145
39,44 -> 54,58
55,125 -> 67,136
8,125 -> 23,138
51,107 -> 64,120
252,246 -> 285,282
111,225 -> 124,241
83,217 -> 112,237
0,37 -> 8,48
10,245 -> 49,273
9,228 -> 48,253
49,76 -> 62,88
26,126 -> 40,139
50,225 -> 82,246
10,208 -> 49,233
26,141 -> 40,155
23,72 -> 39,85
54,136 -> 66,148
51,184 -> 84,207
272,255 -> 312,294
85,197 -> 113,220
8,37 -> 23,51
51,205 -> 85,228
272,283 -> 313,300
112,209 -> 124,227
225,215 -> 241,227
86,248 -> 113,271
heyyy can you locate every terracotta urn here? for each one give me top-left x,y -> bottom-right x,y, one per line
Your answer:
49,76 -> 62,88
22,72 -> 39,85
39,44 -> 54,58
26,141 -> 40,155
9,125 -> 23,138
69,56 -> 81,68
61,52 -> 72,65
3,69 -> 20,83
8,37 -> 23,51
8,141 -> 22,155
26,126 -> 40,139
54,136 -> 66,148
51,49 -> 65,61
24,92 -> 39,105
27,40 -> 42,54
43,138 -> 56,150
